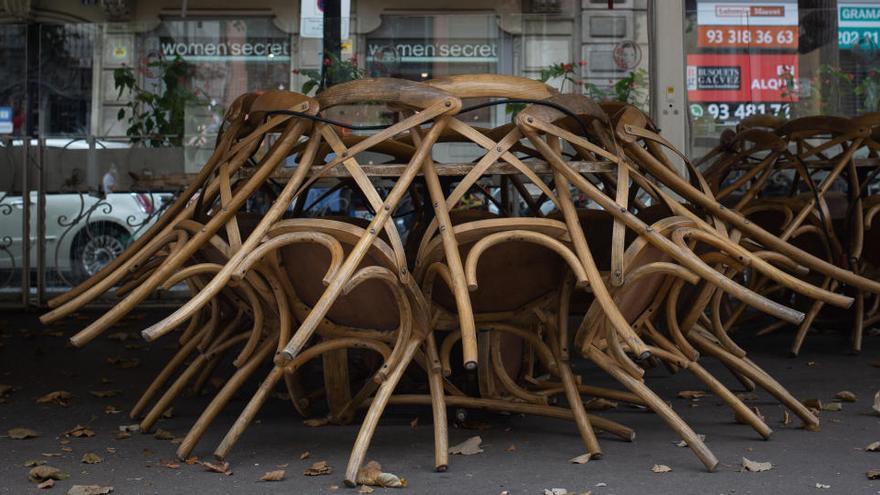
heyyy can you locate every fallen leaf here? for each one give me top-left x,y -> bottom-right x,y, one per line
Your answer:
675,434 -> 706,448
184,456 -> 199,465
81,453 -> 103,464
584,398 -> 618,411
821,402 -> 842,412
866,441 -> 880,452
782,410 -> 792,426
543,489 -> 568,495
67,486 -> 113,495
803,399 -> 822,410
867,469 -> 880,479
357,486 -> 374,494
104,406 -> 122,415
25,459 -> 47,467
736,392 -> 759,401
651,464 -> 672,473
833,391 -> 857,402
203,461 -> 232,475
299,451 -> 311,460
303,418 -> 329,427
741,457 -> 772,472
118,424 -> 139,433
8,427 -> 39,439
28,465 -> 69,482
260,470 -> 285,481
449,436 -> 483,455
37,479 -> 54,489
105,447 -> 116,454
159,459 -> 179,469
89,390 -> 120,398
113,432 -> 130,440
873,392 -> 880,415
815,483 -> 830,489
409,417 -> 418,429
304,461 -> 331,476
65,425 -> 95,438
505,444 -> 516,453
677,390 -> 706,400
569,453 -> 591,464
41,453 -> 62,458
153,429 -> 175,440
36,391 -> 73,407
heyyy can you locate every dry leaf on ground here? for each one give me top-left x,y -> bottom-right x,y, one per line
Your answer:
448,436 -> 483,455
867,470 -> 880,480
153,429 -> 175,440
81,453 -> 103,464
821,402 -> 842,412
833,391 -> 857,402
8,427 -> 39,439
67,486 -> 113,495
355,461 -> 406,488
651,464 -> 672,473
159,459 -> 180,469
37,479 -> 54,489
675,434 -> 706,448
36,391 -> 73,407
203,461 -> 232,475
873,392 -> 880,415
113,431 -> 130,440
25,460 -> 47,467
357,485 -> 374,494
303,417 -> 329,427
409,417 -> 418,429
866,441 -> 880,452
569,453 -> 591,464
741,457 -> 772,472
677,390 -> 706,400
260,470 -> 285,481
28,465 -> 69,482
815,483 -> 830,489
584,398 -> 618,411
505,444 -> 516,453
65,425 -> 95,438
782,410 -> 792,426
543,489 -> 568,495
89,390 -> 120,398
304,461 -> 331,476
299,451 -> 311,460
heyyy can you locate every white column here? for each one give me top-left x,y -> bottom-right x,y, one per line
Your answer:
650,0 -> 688,154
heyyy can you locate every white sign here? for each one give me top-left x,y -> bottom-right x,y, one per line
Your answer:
697,1 -> 798,27
300,0 -> 351,39
0,107 -> 12,134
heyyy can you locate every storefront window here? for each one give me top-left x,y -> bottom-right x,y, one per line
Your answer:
686,0 -> 880,155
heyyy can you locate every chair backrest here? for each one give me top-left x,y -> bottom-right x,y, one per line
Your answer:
268,218 -> 401,330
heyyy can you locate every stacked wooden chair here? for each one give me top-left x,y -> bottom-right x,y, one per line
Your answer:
42,76 -> 880,485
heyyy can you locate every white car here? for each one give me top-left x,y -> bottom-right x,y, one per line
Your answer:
0,191 -> 169,283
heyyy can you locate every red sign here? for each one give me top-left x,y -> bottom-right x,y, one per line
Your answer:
697,25 -> 798,49
686,54 -> 798,102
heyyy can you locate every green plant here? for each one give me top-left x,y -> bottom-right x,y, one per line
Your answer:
854,69 -> 880,113
113,54 -> 207,147
295,53 -> 365,95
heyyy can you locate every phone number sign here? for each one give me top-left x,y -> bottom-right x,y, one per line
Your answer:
698,25 -> 797,49
686,54 -> 798,102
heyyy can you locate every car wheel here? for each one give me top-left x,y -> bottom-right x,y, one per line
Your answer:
71,224 -> 131,283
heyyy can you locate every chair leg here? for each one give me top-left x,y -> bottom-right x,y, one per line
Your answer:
214,366 -> 285,460
587,346 -> 719,472
690,333 -> 819,428
344,339 -> 420,487
176,337 -> 276,460
687,362 -> 772,439
558,361 -> 603,458
852,288 -> 864,354
424,334 -> 448,472
130,330 -> 203,419
141,354 -> 207,432
791,279 -> 836,356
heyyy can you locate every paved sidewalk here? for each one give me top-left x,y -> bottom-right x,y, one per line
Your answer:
1,309 -> 878,494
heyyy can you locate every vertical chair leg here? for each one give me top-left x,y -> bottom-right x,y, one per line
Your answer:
791,279 -> 836,356
130,328 -> 204,418
141,354 -> 207,432
214,366 -> 285,460
558,361 -> 603,459
344,339 -> 420,487
852,288 -> 864,354
424,334 -> 448,472
587,347 -> 719,472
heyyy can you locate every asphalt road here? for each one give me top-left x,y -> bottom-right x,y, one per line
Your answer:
1,309 -> 878,494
